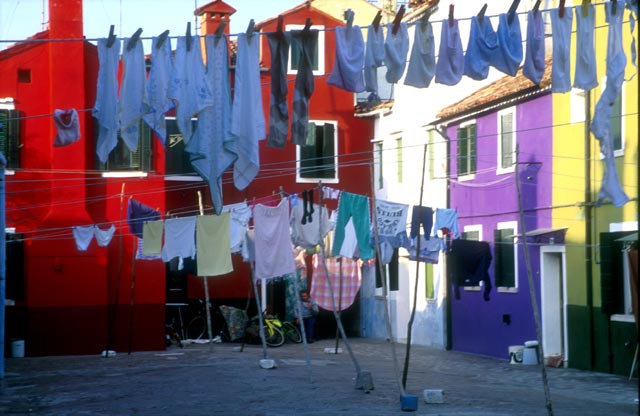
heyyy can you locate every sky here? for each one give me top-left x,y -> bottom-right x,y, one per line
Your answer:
0,0 -> 302,50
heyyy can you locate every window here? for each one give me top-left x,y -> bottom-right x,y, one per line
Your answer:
396,137 -> 403,183
611,92 -> 623,155
600,231 -> 636,317
497,108 -> 516,173
17,69 -> 31,83
297,121 -> 337,183
375,248 -> 399,291
374,141 -> 383,190
427,130 -> 435,180
0,109 -> 21,169
457,122 -> 476,178
287,25 -> 325,76
570,88 -> 586,124
97,121 -> 152,171
425,263 -> 435,299
494,221 -> 518,291
461,225 -> 482,291
164,117 -> 197,177
6,232 -> 24,302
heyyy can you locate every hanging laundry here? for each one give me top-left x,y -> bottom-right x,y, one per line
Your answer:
493,13 -> 523,77
161,216 -> 197,267
463,15 -> 499,81
253,199 -> 296,280
127,199 -> 161,238
300,189 -> 315,225
332,192 -> 374,260
168,36 -> 213,144
384,22 -> 410,84
136,237 -> 162,260
449,239 -> 492,301
285,269 -> 308,322
364,23 -> 385,97
142,35 -> 175,146
186,35 -> 238,214
53,109 -> 81,147
142,220 -> 164,256
72,225 -> 95,251
435,18 -> 464,86
374,199 -> 410,265
573,4 -> 598,91
433,208 -> 459,238
404,19 -> 436,88
93,38 -> 121,164
410,205 -> 434,239
94,224 -> 115,247
291,201 -> 331,250
310,254 -> 361,311
523,10 -> 546,85
222,202 -> 252,253
590,1 -> 630,208
242,229 -> 255,264
291,29 -> 318,146
321,186 -> 341,200
196,213 -> 233,277
338,217 -> 360,258
119,35 -> 147,152
550,7 -> 573,93
408,236 -> 444,263
327,24 -> 366,93
231,33 -> 266,190
266,31 -> 292,148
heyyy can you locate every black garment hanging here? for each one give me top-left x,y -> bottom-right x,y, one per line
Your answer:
449,239 -> 493,301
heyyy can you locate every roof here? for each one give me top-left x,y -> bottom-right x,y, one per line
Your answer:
194,0 -> 236,17
255,2 -> 341,29
435,56 -> 553,123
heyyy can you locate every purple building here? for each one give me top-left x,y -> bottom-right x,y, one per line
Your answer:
433,63 -> 558,359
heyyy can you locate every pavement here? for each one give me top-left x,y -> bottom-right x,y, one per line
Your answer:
0,337 -> 637,415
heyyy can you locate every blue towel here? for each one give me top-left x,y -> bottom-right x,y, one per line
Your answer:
464,16 -> 499,81
435,18 -> 464,86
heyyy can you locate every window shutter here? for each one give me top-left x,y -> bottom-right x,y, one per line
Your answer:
494,229 -> 515,287
322,122 -> 335,178
457,127 -> 467,176
0,109 -> 21,168
389,248 -> 399,291
501,113 -> 513,168
610,94 -> 622,151
494,229 -> 503,287
469,123 -> 477,174
600,232 -> 628,315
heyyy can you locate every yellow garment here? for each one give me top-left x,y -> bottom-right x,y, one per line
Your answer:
142,220 -> 164,255
196,213 -> 233,276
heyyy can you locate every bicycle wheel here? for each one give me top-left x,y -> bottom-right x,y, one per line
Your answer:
186,316 -> 207,340
282,322 -> 302,343
263,325 -> 285,347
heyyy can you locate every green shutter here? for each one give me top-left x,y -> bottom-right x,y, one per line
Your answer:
494,229 -> 515,288
611,94 -> 622,152
389,248 -> 399,291
322,122 -> 335,178
425,263 -> 434,299
457,127 -> 468,176
494,230 -> 503,287
600,232 -> 630,315
501,113 -> 513,168
0,109 -> 21,168
469,124 -> 477,174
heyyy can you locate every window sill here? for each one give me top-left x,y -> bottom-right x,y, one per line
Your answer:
4,169 -> 15,175
457,174 -> 476,182
613,149 -> 624,158
497,287 -> 518,294
102,171 -> 148,178
296,177 -> 339,184
496,167 -> 515,175
463,286 -> 480,292
164,175 -> 203,182
610,314 -> 635,323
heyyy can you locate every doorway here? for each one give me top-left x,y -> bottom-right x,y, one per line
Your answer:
540,247 -> 567,362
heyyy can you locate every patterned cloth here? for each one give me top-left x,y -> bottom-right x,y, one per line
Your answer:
310,254 -> 361,311
220,305 -> 247,341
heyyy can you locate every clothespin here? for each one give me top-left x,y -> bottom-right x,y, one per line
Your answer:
106,25 -> 116,48
448,4 -> 455,27
276,15 -> 284,39
214,21 -> 227,46
197,191 -> 204,215
559,0 -> 566,18
345,9 -> 355,29
127,28 -> 143,52
392,5 -> 405,35
508,0 -> 520,24
156,30 -> 170,49
477,3 -> 488,23
612,0 -> 618,15
185,22 -> 192,52
372,10 -> 382,32
246,19 -> 256,39
302,18 -> 312,33
533,0 -> 542,16
581,0 -> 589,17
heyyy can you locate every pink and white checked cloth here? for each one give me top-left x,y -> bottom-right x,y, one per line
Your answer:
310,254 -> 361,311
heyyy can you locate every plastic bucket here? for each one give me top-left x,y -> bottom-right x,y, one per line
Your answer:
11,339 -> 25,358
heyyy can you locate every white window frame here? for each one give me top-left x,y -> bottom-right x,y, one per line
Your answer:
609,222 -> 638,322
373,140 -> 384,190
569,88 -> 586,125
286,24 -> 325,76
462,224 -> 483,292
496,221 -> 519,293
0,98 -> 16,175
295,120 -> 338,184
457,120 -> 476,182
497,108 -> 516,174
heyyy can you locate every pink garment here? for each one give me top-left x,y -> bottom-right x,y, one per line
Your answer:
310,254 -> 361,311
253,199 -> 296,281
53,109 -> 81,147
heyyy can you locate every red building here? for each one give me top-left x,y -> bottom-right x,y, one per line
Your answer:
1,0 -> 374,356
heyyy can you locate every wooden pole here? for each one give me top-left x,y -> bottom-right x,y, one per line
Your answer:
106,183 -> 126,356
515,146 -> 554,416
369,165 -> 405,396
402,143 -> 428,388
197,191 -> 214,347
334,259 -> 343,351
127,236 -> 137,355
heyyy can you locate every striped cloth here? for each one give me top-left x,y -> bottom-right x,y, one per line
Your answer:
310,254 -> 361,311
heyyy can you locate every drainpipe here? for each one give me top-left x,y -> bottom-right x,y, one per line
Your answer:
584,91 -> 594,370
434,125 -> 452,350
0,151 -> 6,378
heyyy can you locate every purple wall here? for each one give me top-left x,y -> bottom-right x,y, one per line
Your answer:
448,94 -> 553,359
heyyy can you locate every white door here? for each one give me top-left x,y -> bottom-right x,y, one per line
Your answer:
541,250 -> 565,358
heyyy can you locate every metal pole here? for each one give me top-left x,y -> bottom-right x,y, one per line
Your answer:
515,146 -> 554,416
0,152 -> 7,378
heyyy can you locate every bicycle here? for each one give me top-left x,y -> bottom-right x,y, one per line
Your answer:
185,299 -> 235,342
246,314 -> 302,347
165,318 -> 183,348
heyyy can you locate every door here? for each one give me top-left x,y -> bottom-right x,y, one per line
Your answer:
541,250 -> 566,358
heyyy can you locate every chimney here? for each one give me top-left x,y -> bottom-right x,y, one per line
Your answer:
194,0 -> 237,36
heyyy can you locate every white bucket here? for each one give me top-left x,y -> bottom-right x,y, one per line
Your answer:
11,339 -> 25,358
